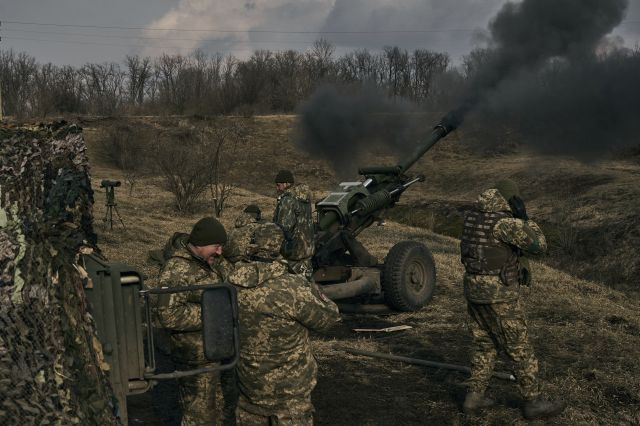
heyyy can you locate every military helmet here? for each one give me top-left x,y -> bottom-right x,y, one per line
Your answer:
274,169 -> 294,184
494,179 -> 521,201
243,204 -> 261,220
224,229 -> 251,262
250,223 -> 285,259
189,217 -> 227,246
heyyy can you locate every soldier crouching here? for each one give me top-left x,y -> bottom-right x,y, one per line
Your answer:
227,223 -> 341,425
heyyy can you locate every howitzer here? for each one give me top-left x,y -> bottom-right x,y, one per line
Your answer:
313,112 -> 460,311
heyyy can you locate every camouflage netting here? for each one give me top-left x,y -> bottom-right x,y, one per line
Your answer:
0,121 -> 119,425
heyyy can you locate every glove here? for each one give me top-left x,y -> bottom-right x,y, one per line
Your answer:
518,257 -> 532,286
508,195 -> 529,221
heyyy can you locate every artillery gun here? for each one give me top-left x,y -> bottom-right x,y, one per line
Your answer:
312,112 -> 461,311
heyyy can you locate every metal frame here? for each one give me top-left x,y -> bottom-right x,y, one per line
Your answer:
140,284 -> 240,380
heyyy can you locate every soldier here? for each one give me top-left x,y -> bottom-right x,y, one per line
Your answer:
241,204 -> 262,222
273,169 -> 315,276
156,216 -> 234,425
224,205 -> 263,263
459,179 -> 566,420
227,223 -> 341,425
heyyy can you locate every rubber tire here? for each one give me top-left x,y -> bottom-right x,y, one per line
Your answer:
382,241 -> 436,311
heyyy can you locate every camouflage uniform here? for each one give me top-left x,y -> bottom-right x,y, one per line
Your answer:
157,242 -> 233,425
273,184 -> 314,275
460,188 -> 547,401
227,258 -> 340,425
225,212 -> 263,263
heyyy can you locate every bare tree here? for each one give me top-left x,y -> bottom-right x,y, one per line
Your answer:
236,50 -> 273,108
154,53 -> 190,113
51,65 -> 84,114
154,127 -> 211,212
103,124 -> 149,196
410,49 -> 450,102
384,46 -> 411,99
0,50 -> 38,117
81,62 -> 125,114
219,55 -> 239,113
125,55 -> 152,107
32,63 -> 56,117
310,38 -> 335,81
271,50 -> 304,110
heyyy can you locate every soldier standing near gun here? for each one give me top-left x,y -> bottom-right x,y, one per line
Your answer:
273,170 -> 315,277
459,179 -> 566,420
227,223 -> 341,425
156,217 -> 236,425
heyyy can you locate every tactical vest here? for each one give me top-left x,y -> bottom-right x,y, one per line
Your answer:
460,210 -> 520,286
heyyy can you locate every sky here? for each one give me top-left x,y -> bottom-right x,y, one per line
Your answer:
1,0 -> 640,66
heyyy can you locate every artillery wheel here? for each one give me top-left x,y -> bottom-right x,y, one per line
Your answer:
382,241 -> 436,311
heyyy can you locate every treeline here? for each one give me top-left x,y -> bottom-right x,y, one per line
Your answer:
0,40 -> 456,118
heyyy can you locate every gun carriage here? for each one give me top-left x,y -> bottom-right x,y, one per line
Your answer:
312,113 -> 460,311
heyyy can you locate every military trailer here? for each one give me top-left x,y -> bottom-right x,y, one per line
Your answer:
312,113 -> 461,312
81,252 -> 239,424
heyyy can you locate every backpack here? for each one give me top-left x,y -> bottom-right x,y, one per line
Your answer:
147,232 -> 190,268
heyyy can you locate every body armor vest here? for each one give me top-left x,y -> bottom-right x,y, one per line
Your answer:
460,210 -> 520,286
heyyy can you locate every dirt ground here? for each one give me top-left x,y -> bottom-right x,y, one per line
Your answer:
80,117 -> 640,425
123,224 -> 640,425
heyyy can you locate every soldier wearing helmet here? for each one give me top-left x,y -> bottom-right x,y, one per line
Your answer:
459,179 -> 566,420
227,222 -> 340,425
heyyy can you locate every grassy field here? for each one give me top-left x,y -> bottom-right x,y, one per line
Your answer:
83,115 -> 640,425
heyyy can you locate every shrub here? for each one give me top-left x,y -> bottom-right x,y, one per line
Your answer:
153,127 -> 212,212
101,124 -> 150,195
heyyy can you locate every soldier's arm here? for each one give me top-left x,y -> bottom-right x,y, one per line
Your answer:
227,261 -> 287,287
156,258 -> 202,331
494,218 -> 548,255
289,282 -> 341,332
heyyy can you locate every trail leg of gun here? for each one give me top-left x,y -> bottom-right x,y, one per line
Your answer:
336,346 -> 516,381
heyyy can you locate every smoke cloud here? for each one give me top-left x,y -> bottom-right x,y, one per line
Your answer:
464,0 -> 639,156
296,0 -> 638,170
295,85 -> 423,178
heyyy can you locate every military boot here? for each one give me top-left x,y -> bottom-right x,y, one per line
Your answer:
463,392 -> 496,414
522,398 -> 566,420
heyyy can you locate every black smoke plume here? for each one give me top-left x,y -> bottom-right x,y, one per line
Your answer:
464,0 -> 638,156
297,0 -> 638,169
295,85 -> 423,178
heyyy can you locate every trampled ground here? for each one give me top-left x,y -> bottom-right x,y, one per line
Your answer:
83,116 -> 640,425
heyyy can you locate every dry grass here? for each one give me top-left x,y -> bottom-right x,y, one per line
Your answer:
83,116 -> 640,425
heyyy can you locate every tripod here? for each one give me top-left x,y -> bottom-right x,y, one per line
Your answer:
103,186 -> 126,230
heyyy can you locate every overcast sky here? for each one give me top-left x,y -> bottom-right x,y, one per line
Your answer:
2,0 -> 640,66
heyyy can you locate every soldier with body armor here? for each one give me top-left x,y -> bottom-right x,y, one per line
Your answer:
227,223 -> 341,425
156,217 -> 236,425
459,179 -> 566,420
272,170 -> 315,277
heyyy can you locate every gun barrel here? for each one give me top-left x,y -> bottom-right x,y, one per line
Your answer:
398,109 -> 463,173
399,125 -> 449,172
388,175 -> 424,196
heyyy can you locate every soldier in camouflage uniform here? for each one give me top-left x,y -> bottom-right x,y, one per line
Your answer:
227,223 -> 341,425
460,179 -> 566,420
273,170 -> 315,277
225,205 -> 263,263
157,217 -> 234,425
